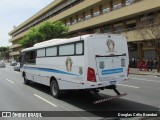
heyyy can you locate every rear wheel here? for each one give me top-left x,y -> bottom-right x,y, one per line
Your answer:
50,80 -> 60,98
24,75 -> 30,85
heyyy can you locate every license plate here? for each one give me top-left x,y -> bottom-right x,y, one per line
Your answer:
110,81 -> 116,85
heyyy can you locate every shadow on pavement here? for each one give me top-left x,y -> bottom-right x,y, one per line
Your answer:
27,82 -> 159,118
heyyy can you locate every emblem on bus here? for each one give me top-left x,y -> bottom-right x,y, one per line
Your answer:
99,61 -> 105,69
65,57 -> 73,72
79,67 -> 83,75
106,39 -> 115,52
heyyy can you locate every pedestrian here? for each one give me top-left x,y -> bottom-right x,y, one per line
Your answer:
153,58 -> 158,69
142,58 -> 148,71
136,58 -> 139,68
131,57 -> 135,68
148,58 -> 153,71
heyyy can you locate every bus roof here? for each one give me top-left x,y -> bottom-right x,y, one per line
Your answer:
21,36 -> 81,52
21,34 -> 124,52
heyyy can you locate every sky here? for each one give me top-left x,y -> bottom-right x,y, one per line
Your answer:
0,0 -> 53,47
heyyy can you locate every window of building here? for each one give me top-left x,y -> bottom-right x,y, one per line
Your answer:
66,22 -> 71,26
104,25 -> 111,33
114,26 -> 124,33
59,44 -> 74,56
141,14 -> 154,24
126,0 -> 135,5
46,47 -> 57,56
37,49 -> 45,57
85,15 -> 91,20
113,3 -> 122,10
94,28 -> 101,33
127,23 -> 136,29
72,19 -> 77,24
103,8 -> 110,13
93,11 -> 100,17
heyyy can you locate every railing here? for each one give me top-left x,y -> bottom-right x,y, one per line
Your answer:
67,0 -> 141,26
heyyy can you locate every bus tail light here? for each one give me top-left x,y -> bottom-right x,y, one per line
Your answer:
87,67 -> 96,82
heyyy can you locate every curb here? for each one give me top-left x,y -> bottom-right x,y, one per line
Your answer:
129,72 -> 160,77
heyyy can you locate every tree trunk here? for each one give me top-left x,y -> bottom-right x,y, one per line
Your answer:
157,56 -> 160,73
155,46 -> 160,73
155,43 -> 160,73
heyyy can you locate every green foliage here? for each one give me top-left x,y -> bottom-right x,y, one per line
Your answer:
19,21 -> 69,48
19,28 -> 43,48
0,46 -> 10,60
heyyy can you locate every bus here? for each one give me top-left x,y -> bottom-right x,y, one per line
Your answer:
20,34 -> 129,98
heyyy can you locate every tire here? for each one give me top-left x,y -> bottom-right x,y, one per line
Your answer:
24,75 -> 30,85
50,80 -> 60,98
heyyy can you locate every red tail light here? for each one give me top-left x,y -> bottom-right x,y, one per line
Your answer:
87,67 -> 96,82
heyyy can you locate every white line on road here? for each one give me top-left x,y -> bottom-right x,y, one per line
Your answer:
132,78 -> 160,83
118,84 -> 139,88
6,79 -> 14,84
34,94 -> 57,107
14,71 -> 21,74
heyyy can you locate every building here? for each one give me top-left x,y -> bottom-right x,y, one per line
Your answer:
9,0 -> 160,60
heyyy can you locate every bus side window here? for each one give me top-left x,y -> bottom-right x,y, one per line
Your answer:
76,42 -> 83,55
25,52 -> 30,63
59,44 -> 74,56
25,51 -> 36,64
30,51 -> 36,63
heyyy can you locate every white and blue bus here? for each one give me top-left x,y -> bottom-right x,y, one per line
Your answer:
20,34 -> 129,98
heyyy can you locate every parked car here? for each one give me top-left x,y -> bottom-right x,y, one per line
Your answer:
0,61 -> 5,68
14,63 -> 20,71
10,61 -> 17,66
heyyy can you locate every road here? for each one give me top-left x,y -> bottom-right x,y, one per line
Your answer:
0,63 -> 160,120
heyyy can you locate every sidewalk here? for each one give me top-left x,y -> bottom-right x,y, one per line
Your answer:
129,68 -> 160,76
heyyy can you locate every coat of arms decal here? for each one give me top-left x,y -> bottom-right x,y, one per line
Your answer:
79,67 -> 83,75
65,57 -> 73,72
99,61 -> 105,69
106,39 -> 115,52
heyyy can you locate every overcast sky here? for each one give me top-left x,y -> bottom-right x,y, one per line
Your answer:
0,0 -> 53,47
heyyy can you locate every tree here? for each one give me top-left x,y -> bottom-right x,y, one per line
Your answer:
38,21 -> 68,41
19,21 -> 69,48
19,28 -> 43,48
137,14 -> 160,72
0,46 -> 10,60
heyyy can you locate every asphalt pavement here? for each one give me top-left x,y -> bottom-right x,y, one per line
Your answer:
0,63 -> 160,120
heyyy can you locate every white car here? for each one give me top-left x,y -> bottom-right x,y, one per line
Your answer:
0,61 -> 5,67
10,61 -> 17,66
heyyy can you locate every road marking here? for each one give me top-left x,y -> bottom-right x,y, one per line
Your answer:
132,78 -> 160,83
6,79 -> 14,84
118,84 -> 139,88
14,71 -> 21,74
34,94 -> 57,107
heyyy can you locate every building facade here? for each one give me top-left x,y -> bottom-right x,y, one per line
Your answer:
9,0 -> 160,60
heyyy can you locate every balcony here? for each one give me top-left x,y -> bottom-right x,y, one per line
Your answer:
68,0 -> 159,33
9,44 -> 22,49
9,0 -> 159,42
115,22 -> 160,42
10,51 -> 20,56
9,30 -> 29,42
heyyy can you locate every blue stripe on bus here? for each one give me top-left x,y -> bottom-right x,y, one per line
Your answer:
101,68 -> 123,75
23,66 -> 80,76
